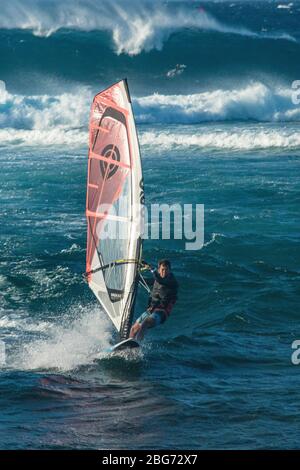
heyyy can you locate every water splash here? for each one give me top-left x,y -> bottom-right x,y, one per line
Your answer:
11,306 -> 112,371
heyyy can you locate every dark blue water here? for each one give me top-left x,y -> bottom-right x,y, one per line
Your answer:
1,0 -> 300,450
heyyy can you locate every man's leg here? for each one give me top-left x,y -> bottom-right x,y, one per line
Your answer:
130,311 -> 150,339
136,316 -> 156,341
130,321 -> 141,339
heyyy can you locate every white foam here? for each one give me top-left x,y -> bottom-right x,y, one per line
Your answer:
134,82 -> 300,123
277,3 -> 293,9
1,82 -> 300,150
139,127 -> 300,151
0,85 -> 91,131
0,314 -> 50,332
0,128 -> 87,147
166,64 -> 187,78
12,306 -> 112,371
203,233 -> 224,248
0,84 -> 90,147
0,0 -> 296,56
60,244 -> 84,254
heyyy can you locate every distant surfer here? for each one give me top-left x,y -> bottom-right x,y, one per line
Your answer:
130,259 -> 178,341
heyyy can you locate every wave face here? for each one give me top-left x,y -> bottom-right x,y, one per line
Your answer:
0,0 -> 297,53
0,1 -> 300,94
0,0 -> 270,55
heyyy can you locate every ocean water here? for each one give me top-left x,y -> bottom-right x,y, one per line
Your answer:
0,0 -> 300,450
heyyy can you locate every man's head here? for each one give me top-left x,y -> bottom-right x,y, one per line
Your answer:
158,259 -> 171,278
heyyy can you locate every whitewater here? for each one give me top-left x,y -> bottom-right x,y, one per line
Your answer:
0,81 -> 300,149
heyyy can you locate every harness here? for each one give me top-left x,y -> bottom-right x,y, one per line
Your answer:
151,300 -> 176,318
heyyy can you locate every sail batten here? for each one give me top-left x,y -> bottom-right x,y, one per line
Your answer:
86,80 -> 143,338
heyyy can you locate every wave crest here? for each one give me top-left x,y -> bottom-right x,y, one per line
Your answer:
0,0 -> 296,56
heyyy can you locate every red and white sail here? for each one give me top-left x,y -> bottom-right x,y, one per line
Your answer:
86,80 -> 144,339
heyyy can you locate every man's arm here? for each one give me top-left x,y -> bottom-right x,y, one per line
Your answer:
138,273 -> 154,287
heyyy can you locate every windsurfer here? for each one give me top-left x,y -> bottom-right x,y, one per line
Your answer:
130,259 -> 178,341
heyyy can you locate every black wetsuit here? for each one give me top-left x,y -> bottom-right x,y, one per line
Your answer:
147,270 -> 178,318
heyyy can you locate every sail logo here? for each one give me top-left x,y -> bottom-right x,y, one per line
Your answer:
139,179 -> 145,205
107,289 -> 123,303
100,144 -> 121,179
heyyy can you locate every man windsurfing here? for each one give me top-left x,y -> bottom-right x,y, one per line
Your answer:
130,259 -> 178,341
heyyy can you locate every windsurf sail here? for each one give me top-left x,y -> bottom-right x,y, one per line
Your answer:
86,79 -> 144,340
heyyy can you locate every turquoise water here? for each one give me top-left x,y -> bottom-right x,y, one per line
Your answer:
1,122 -> 300,449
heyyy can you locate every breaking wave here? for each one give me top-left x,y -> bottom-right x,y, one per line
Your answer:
140,128 -> 300,151
0,80 -> 300,149
134,82 -> 300,124
0,0 -> 296,56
